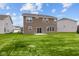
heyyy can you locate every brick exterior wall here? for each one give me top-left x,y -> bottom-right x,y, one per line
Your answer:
23,14 -> 57,34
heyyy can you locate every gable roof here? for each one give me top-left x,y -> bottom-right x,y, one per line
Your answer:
0,15 -> 13,24
58,18 -> 77,22
22,13 -> 57,19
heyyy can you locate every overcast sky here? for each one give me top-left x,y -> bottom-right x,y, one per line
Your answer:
0,3 -> 79,26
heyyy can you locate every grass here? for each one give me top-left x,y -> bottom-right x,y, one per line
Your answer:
0,32 -> 79,56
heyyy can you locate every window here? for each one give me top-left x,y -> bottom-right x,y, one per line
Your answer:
64,25 -> 66,28
53,18 -> 57,21
43,18 -> 49,22
51,27 -> 54,31
28,17 -> 32,20
4,27 -> 6,32
45,18 -> 48,22
27,17 -> 32,23
28,26 -> 32,30
47,27 -> 54,32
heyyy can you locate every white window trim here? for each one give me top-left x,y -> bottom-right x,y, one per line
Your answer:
46,26 -> 54,32
26,17 -> 33,23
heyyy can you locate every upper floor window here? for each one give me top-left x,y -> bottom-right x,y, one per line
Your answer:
43,18 -> 49,22
45,18 -> 49,22
54,19 -> 57,22
27,17 -> 32,23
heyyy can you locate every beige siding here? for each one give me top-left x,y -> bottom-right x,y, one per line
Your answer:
0,16 -> 13,34
57,19 -> 77,32
4,17 -> 13,33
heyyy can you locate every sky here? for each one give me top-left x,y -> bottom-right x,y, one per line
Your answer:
0,3 -> 79,27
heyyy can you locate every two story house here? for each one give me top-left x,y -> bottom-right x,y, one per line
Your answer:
0,15 -> 13,34
22,13 -> 57,34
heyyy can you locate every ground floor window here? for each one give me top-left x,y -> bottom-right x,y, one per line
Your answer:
47,27 -> 54,32
28,26 -> 32,30
4,27 -> 6,32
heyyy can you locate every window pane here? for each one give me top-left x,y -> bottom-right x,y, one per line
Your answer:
28,26 -> 32,30
27,17 -> 32,23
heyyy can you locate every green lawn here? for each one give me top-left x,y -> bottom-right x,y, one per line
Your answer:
0,32 -> 79,56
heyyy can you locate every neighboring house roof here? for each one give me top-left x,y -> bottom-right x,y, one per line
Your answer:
57,18 -> 77,22
14,26 -> 21,30
14,26 -> 21,28
0,15 -> 13,24
22,13 -> 57,19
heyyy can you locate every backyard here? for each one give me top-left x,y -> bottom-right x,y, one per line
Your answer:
0,32 -> 79,56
